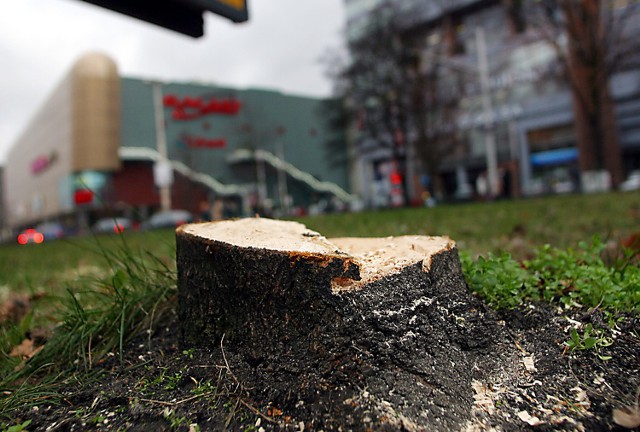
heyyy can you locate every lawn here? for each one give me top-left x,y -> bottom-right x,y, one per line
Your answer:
0,229 -> 177,296
1,191 -> 638,297
298,191 -> 640,255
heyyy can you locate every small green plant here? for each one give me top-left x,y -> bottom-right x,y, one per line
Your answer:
163,372 -> 182,391
565,323 -> 613,360
460,251 -> 538,309
91,414 -> 107,425
191,378 -> 216,395
523,238 -> 640,311
2,420 -> 32,432
162,408 -> 187,429
139,367 -> 186,393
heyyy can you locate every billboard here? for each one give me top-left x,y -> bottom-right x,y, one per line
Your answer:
78,0 -> 248,37
193,0 -> 248,23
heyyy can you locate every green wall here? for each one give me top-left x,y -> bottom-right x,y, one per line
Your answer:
120,78 -> 349,206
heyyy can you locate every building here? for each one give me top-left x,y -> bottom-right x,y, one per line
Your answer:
0,166 -> 5,238
3,52 -> 352,233
344,0 -> 640,204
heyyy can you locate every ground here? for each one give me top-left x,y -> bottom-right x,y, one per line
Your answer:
8,298 -> 639,431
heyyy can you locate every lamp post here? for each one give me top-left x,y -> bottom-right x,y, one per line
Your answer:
475,27 -> 500,199
275,126 -> 289,215
255,149 -> 267,209
149,81 -> 173,211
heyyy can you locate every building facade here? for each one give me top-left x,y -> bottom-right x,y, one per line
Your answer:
344,0 -> 640,204
3,52 -> 352,232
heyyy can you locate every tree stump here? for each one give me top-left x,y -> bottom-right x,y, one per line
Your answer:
176,218 -> 504,430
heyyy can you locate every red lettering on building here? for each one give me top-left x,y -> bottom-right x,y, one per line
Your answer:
163,94 -> 241,120
180,135 -> 227,149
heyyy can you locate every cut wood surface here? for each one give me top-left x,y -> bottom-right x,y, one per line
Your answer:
178,217 -> 455,291
330,235 -> 454,290
176,217 -> 506,431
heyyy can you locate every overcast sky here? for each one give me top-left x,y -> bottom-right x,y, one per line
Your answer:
0,0 -> 347,163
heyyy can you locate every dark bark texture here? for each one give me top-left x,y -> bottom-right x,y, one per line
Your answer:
176,226 -> 508,430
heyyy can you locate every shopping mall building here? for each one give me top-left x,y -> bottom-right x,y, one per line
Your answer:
2,52 -> 353,233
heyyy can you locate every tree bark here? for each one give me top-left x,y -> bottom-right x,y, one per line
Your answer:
176,218 -> 506,430
564,0 -> 624,187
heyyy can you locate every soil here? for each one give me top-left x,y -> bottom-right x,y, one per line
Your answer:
7,235 -> 640,431
10,302 -> 639,431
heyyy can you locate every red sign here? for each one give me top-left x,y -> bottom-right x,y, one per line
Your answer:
74,189 -> 94,205
181,135 -> 226,149
163,94 -> 241,120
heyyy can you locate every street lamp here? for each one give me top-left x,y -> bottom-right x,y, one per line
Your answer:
275,126 -> 290,215
148,80 -> 173,212
475,27 -> 500,199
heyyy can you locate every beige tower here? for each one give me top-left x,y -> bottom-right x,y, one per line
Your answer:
71,52 -> 121,171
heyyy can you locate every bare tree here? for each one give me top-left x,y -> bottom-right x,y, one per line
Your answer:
526,0 -> 640,188
407,34 -> 466,200
341,2 -> 414,203
330,1 -> 464,203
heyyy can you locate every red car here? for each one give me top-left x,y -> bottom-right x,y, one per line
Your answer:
17,228 -> 45,245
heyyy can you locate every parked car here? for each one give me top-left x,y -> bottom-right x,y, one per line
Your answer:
35,222 -> 66,241
92,217 -> 133,234
141,210 -> 194,230
17,228 -> 45,245
17,222 -> 66,245
620,170 -> 640,191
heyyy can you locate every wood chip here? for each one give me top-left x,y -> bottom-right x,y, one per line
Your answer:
613,405 -> 640,429
522,355 -> 536,373
9,338 -> 43,360
517,410 -> 544,426
471,380 -> 495,415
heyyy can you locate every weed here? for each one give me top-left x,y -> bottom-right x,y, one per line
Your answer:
191,379 -> 216,396
141,367 -> 185,392
91,414 -> 107,425
1,419 -> 31,432
524,238 -> 640,312
460,251 -> 538,309
565,323 -> 613,360
163,372 -> 182,391
162,408 -> 187,428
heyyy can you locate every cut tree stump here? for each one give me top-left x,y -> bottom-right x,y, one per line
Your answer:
176,218 -> 507,431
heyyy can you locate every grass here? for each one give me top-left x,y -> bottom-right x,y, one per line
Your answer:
0,230 -> 176,296
0,231 -> 178,419
297,192 -> 640,254
0,191 -> 638,420
1,192 -> 637,295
